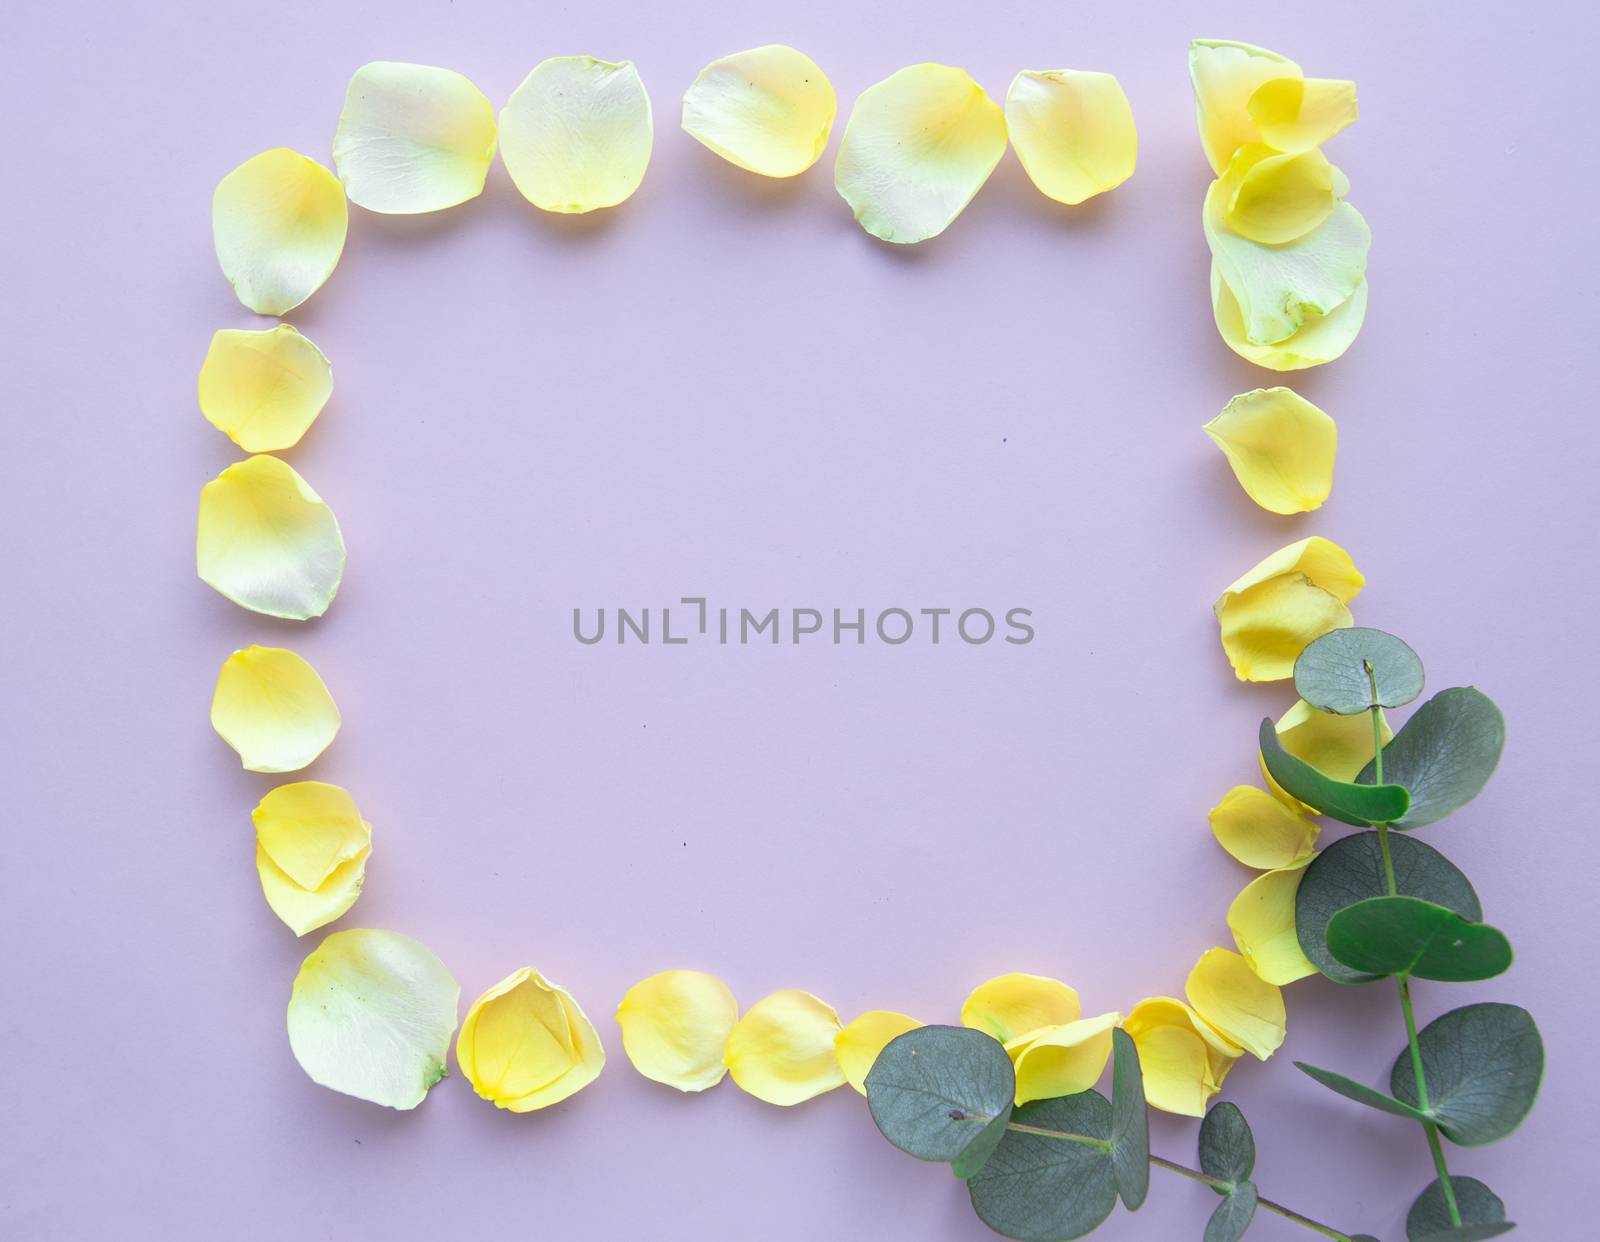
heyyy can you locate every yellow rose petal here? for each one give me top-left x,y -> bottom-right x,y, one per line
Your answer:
1008,1011 -> 1121,1106
211,645 -> 340,773
198,325 -> 332,454
1188,39 -> 1301,173
1212,263 -> 1368,371
196,455 -> 345,620
1263,698 -> 1392,810
1209,785 -> 1318,869
835,1010 -> 922,1095
961,973 -> 1081,1043
725,989 -> 845,1105
287,928 -> 459,1109
616,969 -> 739,1092
1123,997 -> 1238,1117
253,780 -> 370,892
1228,861 -> 1317,985
258,844 -> 370,937
458,967 -> 605,1111
1248,76 -> 1358,155
1186,947 -> 1287,1060
681,45 -> 836,178
1214,536 -> 1363,682
213,148 -> 347,316
1004,69 -> 1137,206
332,62 -> 497,214
834,63 -> 1007,244
1220,144 -> 1337,245
500,57 -> 653,213
1203,387 -> 1336,515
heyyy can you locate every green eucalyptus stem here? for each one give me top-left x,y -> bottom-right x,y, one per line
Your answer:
1147,1154 -> 1354,1241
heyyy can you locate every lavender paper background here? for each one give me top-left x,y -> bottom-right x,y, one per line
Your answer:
3,1 -> 1593,1238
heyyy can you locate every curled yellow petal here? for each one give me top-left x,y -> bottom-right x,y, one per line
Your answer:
1008,1011 -> 1121,1106
211,645 -> 339,773
1188,39 -> 1300,173
1186,947 -> 1286,1060
616,969 -> 739,1092
1123,998 -> 1238,1117
1209,785 -> 1318,869
253,781 -> 370,935
1220,144 -> 1336,245
835,1010 -> 922,1095
1005,69 -> 1137,206
198,325 -> 332,454
1228,860 -> 1317,985
1263,698 -> 1392,810
500,57 -> 653,213
1212,262 -> 1368,372
961,973 -> 1081,1043
1213,536 -> 1363,682
287,929 -> 458,1109
1248,76 -> 1358,154
458,967 -> 605,1111
212,148 -> 347,316
196,455 -> 345,620
725,989 -> 844,1105
834,63 -> 1007,244
332,61 -> 498,214
681,45 -> 836,177
1203,387 -> 1336,515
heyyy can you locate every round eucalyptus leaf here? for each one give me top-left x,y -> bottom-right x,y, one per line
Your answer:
1295,1061 -> 1431,1125
1412,1226 -> 1516,1242
1295,627 -> 1425,714
967,1092 -> 1117,1242
1360,688 -> 1505,829
1391,1003 -> 1543,1146
1296,832 -> 1482,983
952,1115 -> 1010,1181
866,1025 -> 1015,1164
1260,718 -> 1410,826
1204,1182 -> 1258,1242
1198,1101 -> 1255,1187
1327,896 -> 1512,982
1407,1176 -> 1507,1240
1109,1029 -> 1149,1210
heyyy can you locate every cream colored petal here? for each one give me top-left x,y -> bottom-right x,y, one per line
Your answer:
961,973 -> 1081,1043
616,969 -> 739,1092
1248,76 -> 1358,154
457,967 -> 605,1111
1214,536 -> 1363,682
834,63 -> 1007,244
681,45 -> 836,177
198,325 -> 333,454
332,62 -> 497,214
835,1010 -> 922,1095
1203,386 -> 1337,515
1263,698 -> 1392,810
499,57 -> 653,213
252,781 -> 370,892
286,928 -> 459,1109
1188,39 -> 1301,173
1212,263 -> 1368,371
1186,948 -> 1287,1060
1123,997 -> 1239,1117
213,148 -> 348,316
196,455 -> 345,620
211,645 -> 339,773
1220,144 -> 1337,245
1208,785 -> 1319,869
257,840 -> 369,936
1007,1011 -> 1121,1106
1228,861 -> 1317,985
1005,69 -> 1137,206
725,989 -> 845,1105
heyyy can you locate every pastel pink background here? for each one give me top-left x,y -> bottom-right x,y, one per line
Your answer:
3,2 -> 1592,1238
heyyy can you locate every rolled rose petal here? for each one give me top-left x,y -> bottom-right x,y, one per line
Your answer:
458,967 -> 606,1111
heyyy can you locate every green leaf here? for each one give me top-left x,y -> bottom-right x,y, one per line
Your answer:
951,1114 -> 1011,1180
1296,831 -> 1482,983
1204,1182 -> 1258,1242
1412,1226 -> 1516,1242
1327,896 -> 1512,982
1407,1176 -> 1508,1240
1109,1029 -> 1149,1210
1259,718 -> 1410,826
967,1093 -> 1118,1242
1360,688 -> 1505,829
1295,627 -> 1425,714
865,1025 -> 1015,1165
1295,1062 -> 1431,1125
1391,1004 -> 1543,1146
1198,1101 -> 1255,1188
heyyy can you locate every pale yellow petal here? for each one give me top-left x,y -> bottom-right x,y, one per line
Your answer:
1005,69 -> 1136,206
1219,144 -> 1337,245
1212,262 -> 1368,371
835,1010 -> 922,1095
198,325 -> 333,454
1123,997 -> 1239,1117
458,967 -> 605,1111
332,62 -> 497,214
1007,1011 -> 1121,1106
725,989 -> 845,1105
616,969 -> 739,1092
213,148 -> 347,316
196,455 -> 345,620
961,973 -> 1081,1043
1203,386 -> 1336,515
1248,76 -> 1358,154
286,929 -> 459,1109
252,781 -> 370,892
1228,861 -> 1317,985
1208,785 -> 1319,869
500,57 -> 653,213
211,645 -> 339,773
256,840 -> 369,936
834,63 -> 1007,244
1263,698 -> 1392,810
1186,948 -> 1287,1060
1214,536 -> 1363,681
1188,39 -> 1301,173
681,45 -> 836,177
